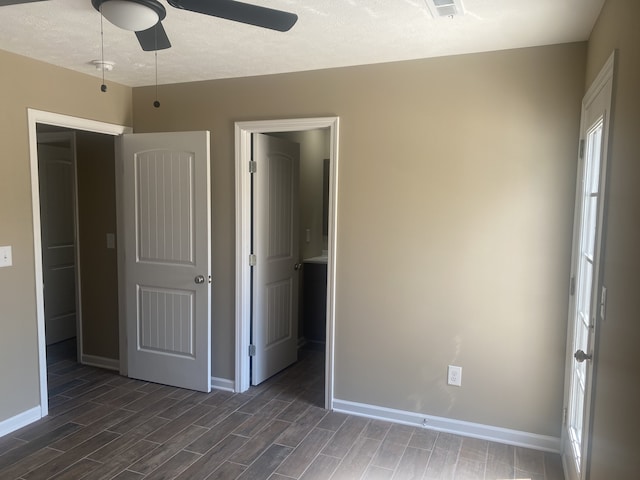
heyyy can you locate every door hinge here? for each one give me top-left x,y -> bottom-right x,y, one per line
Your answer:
248,344 -> 256,356
562,407 -> 568,426
249,254 -> 257,266
249,161 -> 257,174
570,276 -> 575,296
579,139 -> 585,159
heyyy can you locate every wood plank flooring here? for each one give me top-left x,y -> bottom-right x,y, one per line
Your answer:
0,340 -> 564,479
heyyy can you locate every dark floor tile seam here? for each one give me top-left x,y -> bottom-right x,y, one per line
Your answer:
135,437 -> 162,449
271,417 -> 327,449
330,441 -> 380,480
0,435 -> 29,448
224,459 -> 250,471
286,453 -> 318,480
392,429 -> 437,452
422,446 -> 437,478
39,420 -> 87,444
49,364 -> 89,375
50,395 -> 72,403
47,446 -> 66,454
445,437 -> 465,480
479,461 -> 490,480
378,436 -> 413,478
312,425 -> 345,435
404,444 -> 434,452
313,450 -> 346,461
181,434 -> 231,456
114,406 -> 147,415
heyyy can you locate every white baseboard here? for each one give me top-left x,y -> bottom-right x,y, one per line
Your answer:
81,354 -> 120,371
332,398 -> 560,453
211,376 -> 235,392
0,406 -> 42,438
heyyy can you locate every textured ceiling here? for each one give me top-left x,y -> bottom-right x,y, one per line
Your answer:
0,0 -> 604,87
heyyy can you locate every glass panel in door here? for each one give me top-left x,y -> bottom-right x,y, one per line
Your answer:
567,118 -> 603,471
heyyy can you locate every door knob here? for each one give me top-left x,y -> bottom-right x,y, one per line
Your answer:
194,275 -> 206,284
574,349 -> 592,363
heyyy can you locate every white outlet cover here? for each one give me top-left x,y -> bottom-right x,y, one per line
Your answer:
447,365 -> 462,386
0,245 -> 12,267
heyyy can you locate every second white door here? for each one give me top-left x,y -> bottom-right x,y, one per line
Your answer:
252,133 -> 301,385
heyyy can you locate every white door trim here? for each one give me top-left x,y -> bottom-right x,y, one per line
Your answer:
561,50 -> 616,480
235,117 -> 339,409
28,108 -> 131,418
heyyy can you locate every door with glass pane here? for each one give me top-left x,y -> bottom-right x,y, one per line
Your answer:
562,53 -> 614,480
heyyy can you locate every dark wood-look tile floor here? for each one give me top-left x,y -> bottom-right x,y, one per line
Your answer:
0,339 -> 564,480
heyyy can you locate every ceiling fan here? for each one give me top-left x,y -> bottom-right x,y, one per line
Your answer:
0,0 -> 298,51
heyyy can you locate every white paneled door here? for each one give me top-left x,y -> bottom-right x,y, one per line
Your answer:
38,140 -> 77,346
119,132 -> 211,392
252,134 -> 300,385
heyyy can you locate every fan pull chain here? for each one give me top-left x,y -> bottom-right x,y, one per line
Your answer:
99,7 -> 107,92
154,50 -> 160,108
153,25 -> 160,108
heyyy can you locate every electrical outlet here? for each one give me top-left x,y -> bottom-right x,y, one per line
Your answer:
0,246 -> 12,267
447,365 -> 462,386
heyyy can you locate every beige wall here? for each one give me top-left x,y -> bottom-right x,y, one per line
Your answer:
0,49 -> 131,422
133,43 -> 586,436
583,0 -> 640,477
76,132 -> 119,360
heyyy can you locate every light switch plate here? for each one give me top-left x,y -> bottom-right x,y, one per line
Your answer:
0,246 -> 13,267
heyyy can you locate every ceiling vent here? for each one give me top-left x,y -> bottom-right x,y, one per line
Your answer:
424,0 -> 466,18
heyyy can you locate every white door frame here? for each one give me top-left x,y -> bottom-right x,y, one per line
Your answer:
28,108 -> 131,417
561,50 -> 615,480
235,117 -> 339,409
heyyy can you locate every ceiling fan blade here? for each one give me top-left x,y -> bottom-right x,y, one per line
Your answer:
135,22 -> 172,51
0,0 -> 47,5
168,0 -> 297,32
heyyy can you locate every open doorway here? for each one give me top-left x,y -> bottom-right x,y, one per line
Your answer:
28,109 -> 130,416
36,124 -> 121,377
268,129 -> 330,346
234,117 -> 339,410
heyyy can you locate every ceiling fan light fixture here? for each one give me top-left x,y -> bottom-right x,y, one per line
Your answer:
92,0 -> 166,31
